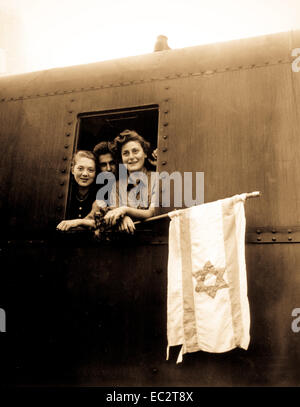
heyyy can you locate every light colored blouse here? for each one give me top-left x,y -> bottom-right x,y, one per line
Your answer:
86,170 -> 159,219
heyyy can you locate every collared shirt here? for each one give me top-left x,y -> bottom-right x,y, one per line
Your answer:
110,170 -> 159,209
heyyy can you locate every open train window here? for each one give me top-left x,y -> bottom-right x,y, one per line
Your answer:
65,105 -> 159,223
76,105 -> 159,152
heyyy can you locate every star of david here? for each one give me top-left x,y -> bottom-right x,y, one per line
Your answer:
192,261 -> 228,299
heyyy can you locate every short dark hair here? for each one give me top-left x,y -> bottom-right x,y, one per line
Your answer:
111,130 -> 151,162
93,141 -> 114,159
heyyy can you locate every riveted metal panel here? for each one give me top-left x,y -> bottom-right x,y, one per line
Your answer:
1,30 -> 300,387
0,94 -> 76,237
157,62 -> 300,223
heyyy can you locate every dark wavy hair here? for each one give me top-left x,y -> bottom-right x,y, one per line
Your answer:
93,141 -> 115,159
111,130 -> 151,163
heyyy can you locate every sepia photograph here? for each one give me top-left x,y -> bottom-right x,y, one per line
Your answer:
1,0 -> 300,399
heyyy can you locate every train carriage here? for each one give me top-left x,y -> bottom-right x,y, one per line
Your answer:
1,29 -> 300,386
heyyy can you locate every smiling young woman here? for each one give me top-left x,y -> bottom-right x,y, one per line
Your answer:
56,150 -> 97,232
121,140 -> 147,173
85,130 -> 158,234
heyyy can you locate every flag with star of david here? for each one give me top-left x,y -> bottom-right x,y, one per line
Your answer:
167,194 -> 250,363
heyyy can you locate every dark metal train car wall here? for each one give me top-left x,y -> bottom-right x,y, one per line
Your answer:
1,30 -> 300,386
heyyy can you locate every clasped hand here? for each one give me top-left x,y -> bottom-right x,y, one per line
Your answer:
104,206 -> 127,226
104,207 -> 135,234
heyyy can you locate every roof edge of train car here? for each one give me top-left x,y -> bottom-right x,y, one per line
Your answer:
0,29 -> 300,101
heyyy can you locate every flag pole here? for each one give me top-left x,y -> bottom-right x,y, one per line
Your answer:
133,191 -> 261,225
245,191 -> 261,199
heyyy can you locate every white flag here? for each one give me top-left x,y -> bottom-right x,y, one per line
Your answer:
167,194 -> 250,363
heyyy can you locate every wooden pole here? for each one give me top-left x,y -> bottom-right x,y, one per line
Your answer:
133,191 -> 261,225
